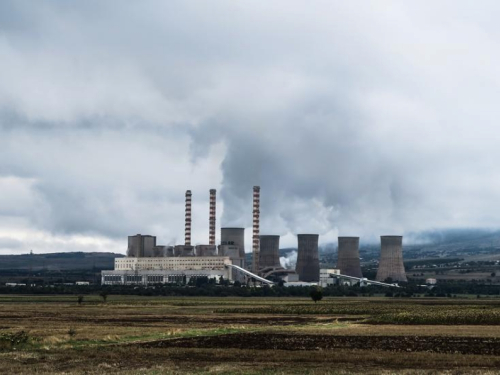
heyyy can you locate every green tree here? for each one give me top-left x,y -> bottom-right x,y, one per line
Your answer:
310,287 -> 323,303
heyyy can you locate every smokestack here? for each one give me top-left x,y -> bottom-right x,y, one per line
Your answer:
185,190 -> 192,246
337,237 -> 363,278
209,189 -> 216,246
376,236 -> 407,282
296,234 -> 320,282
252,186 -> 260,273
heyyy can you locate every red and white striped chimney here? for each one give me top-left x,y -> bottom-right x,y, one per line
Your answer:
185,190 -> 192,246
252,186 -> 260,273
209,189 -> 216,246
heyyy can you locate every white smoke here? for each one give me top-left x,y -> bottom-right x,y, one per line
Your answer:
280,250 -> 298,269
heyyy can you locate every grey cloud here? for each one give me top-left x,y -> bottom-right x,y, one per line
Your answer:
0,237 -> 23,250
0,1 -> 500,253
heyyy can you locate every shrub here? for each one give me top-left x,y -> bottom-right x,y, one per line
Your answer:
0,331 -> 31,350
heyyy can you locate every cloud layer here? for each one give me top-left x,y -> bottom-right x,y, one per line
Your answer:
1,1 -> 500,253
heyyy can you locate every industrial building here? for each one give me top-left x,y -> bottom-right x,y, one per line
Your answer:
102,189 -> 242,285
337,237 -> 363,278
102,256 -> 233,285
319,268 -> 341,287
102,188 -> 263,285
376,236 -> 407,282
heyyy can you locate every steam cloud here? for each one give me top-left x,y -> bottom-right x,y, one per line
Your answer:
280,250 -> 298,269
0,1 -> 500,253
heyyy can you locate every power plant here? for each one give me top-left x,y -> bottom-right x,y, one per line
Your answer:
102,185 -> 406,286
376,235 -> 407,282
295,234 -> 320,282
337,237 -> 363,278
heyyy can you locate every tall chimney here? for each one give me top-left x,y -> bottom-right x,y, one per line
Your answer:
209,189 -> 216,245
252,186 -> 260,273
185,190 -> 192,246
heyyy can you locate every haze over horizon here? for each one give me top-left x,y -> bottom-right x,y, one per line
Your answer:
1,1 -> 500,254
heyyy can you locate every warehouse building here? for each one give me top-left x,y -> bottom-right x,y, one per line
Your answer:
101,256 -> 233,285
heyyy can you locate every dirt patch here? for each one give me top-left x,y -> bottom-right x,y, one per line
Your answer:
138,332 -> 500,355
35,315 -> 352,327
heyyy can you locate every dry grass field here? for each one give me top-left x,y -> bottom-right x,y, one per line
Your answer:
0,295 -> 498,374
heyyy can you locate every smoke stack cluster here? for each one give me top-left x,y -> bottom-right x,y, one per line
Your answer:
252,186 -> 261,273
376,236 -> 407,282
185,190 -> 192,246
337,237 -> 363,278
209,189 -> 216,245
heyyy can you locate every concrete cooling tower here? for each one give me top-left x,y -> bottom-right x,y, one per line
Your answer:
259,235 -> 281,269
221,227 -> 245,259
295,234 -> 320,282
337,237 -> 363,278
127,234 -> 156,257
376,236 -> 407,282
220,227 -> 245,281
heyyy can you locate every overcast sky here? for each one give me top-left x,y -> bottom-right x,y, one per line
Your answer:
1,1 -> 500,254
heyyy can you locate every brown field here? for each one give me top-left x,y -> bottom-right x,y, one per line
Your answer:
0,295 -> 499,374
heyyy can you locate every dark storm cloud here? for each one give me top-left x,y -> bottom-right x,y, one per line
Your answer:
1,0 -> 500,252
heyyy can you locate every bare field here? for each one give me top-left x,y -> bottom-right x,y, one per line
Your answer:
0,295 -> 498,374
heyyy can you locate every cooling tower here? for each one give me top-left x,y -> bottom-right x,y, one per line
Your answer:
185,190 -> 192,246
376,236 -> 407,282
252,186 -> 260,274
127,235 -> 141,257
221,227 -> 245,259
127,234 -> 156,257
220,227 -> 245,281
259,235 -> 281,269
337,237 -> 363,278
295,234 -> 320,282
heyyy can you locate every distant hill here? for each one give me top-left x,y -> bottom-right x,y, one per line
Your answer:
0,252 -> 124,271
2,230 -> 500,272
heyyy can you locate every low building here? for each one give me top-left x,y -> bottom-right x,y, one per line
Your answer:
319,268 -> 341,287
283,274 -> 299,283
283,281 -> 317,287
102,256 -> 233,285
426,278 -> 437,285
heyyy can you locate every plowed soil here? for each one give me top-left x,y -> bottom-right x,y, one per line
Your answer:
140,332 -> 500,355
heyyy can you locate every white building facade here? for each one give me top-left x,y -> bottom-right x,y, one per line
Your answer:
102,256 -> 233,285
